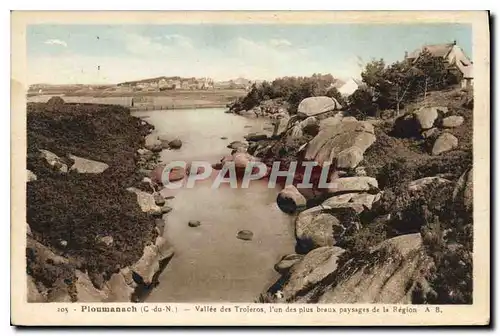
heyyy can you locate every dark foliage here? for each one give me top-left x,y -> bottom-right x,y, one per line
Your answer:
27,102 -> 157,280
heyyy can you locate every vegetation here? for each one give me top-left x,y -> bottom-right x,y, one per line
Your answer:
27,102 -> 157,285
230,73 -> 343,113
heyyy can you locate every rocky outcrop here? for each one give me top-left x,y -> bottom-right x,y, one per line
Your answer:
297,96 -> 342,118
304,120 -> 376,169
432,133 -> 458,155
295,206 -> 359,253
68,155 -> 109,174
145,134 -> 163,152
274,254 -> 304,275
280,246 -> 345,301
414,106 -> 440,130
315,234 -> 434,303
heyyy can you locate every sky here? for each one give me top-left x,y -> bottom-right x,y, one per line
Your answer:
26,24 -> 472,84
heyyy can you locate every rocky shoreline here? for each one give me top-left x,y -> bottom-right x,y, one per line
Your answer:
227,92 -> 473,304
26,99 -> 179,302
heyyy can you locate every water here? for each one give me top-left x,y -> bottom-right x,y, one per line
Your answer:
132,108 -> 295,302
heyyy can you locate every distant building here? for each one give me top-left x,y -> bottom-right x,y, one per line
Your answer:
405,41 -> 473,89
337,78 -> 364,97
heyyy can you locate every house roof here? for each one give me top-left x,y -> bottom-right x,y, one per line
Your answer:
407,43 -> 455,59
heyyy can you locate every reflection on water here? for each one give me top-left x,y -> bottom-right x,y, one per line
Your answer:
132,108 -> 296,302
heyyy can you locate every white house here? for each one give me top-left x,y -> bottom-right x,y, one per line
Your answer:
405,41 -> 474,89
338,78 -> 364,97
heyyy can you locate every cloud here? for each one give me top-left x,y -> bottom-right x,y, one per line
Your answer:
44,39 -> 67,47
269,38 -> 292,47
124,33 -> 193,57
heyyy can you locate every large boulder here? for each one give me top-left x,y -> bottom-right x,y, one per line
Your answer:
414,106 -> 439,130
245,132 -> 268,142
319,113 -> 344,130
304,120 -> 376,169
442,116 -> 464,128
295,206 -> 357,253
281,246 -> 345,301
145,134 -> 163,152
276,185 -> 307,214
274,254 -> 304,275
297,96 -> 342,118
68,155 -> 109,174
106,272 -> 135,302
316,233 -> 434,304
168,139 -> 182,149
432,133 -> 458,155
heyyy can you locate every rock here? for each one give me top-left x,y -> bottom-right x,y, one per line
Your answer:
431,133 -> 458,155
297,96 -> 342,118
336,147 -> 364,169
95,235 -> 113,247
27,170 -> 37,182
342,116 -> 357,122
74,270 -> 108,302
328,176 -> 379,194
245,132 -> 268,142
153,192 -> 165,206
155,218 -> 166,235
39,149 -> 68,173
453,167 -> 473,213
127,187 -> 162,214
106,272 -> 135,302
422,128 -> 439,139
319,113 -> 343,130
157,134 -> 171,142
237,230 -> 253,241
281,246 -> 345,300
299,117 -> 320,135
442,116 -> 464,128
155,236 -> 175,260
27,276 -> 46,302
295,206 -> 352,253
305,120 -> 375,168
131,244 -> 161,285
220,136 -> 228,140
137,148 -> 153,157
161,205 -> 173,214
274,254 -> 304,275
287,125 -> 304,141
230,152 -> 259,169
227,140 -> 249,151
188,220 -> 201,228
145,134 -> 163,152
47,279 -> 73,302
273,115 -> 291,137
89,272 -> 105,290
69,154 -> 109,174
27,224 -> 32,236
59,240 -> 68,248
276,185 -> 307,214
408,176 -> 452,192
316,233 -> 434,304
414,107 -> 439,130
168,139 -> 182,149
322,192 -> 379,213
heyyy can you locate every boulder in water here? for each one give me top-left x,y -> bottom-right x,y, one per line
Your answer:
276,185 -> 307,214
168,139 -> 182,149
237,230 -> 253,241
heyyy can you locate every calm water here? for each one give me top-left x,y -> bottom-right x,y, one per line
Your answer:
132,108 -> 295,302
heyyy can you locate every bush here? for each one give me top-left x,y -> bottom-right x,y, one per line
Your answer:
346,88 -> 379,119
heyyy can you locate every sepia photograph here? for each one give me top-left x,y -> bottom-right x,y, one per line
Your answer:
10,10 -> 490,326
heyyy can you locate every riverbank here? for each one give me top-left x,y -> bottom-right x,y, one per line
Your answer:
27,89 -> 247,111
26,100 -> 175,302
